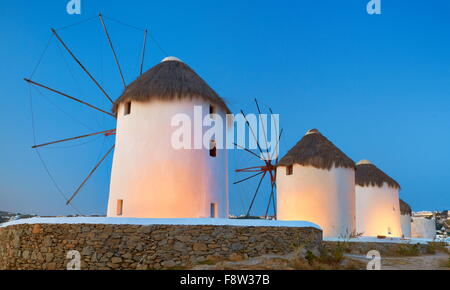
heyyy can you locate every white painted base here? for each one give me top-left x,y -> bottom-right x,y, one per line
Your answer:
1,217 -> 321,229
324,236 -> 432,245
277,165 -> 355,238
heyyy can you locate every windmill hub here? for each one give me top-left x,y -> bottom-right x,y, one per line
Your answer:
161,56 -> 182,62
306,129 -> 319,135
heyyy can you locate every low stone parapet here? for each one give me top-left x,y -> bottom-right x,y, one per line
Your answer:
0,220 -> 321,270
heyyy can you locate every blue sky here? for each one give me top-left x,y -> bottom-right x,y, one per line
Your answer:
0,0 -> 449,216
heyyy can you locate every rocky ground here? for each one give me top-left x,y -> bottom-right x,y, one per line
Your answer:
192,243 -> 450,270
379,253 -> 450,270
191,252 -> 450,270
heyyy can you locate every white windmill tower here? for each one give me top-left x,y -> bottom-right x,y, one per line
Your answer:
107,57 -> 230,218
276,129 -> 356,238
355,160 -> 402,237
399,199 -> 412,238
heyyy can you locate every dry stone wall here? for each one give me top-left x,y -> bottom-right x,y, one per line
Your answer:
0,224 -> 322,270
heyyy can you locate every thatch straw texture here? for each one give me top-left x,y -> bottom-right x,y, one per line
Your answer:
400,199 -> 412,216
277,130 -> 355,170
113,59 -> 230,113
355,161 -> 401,189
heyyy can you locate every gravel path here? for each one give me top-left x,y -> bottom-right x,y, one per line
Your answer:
380,253 -> 449,270
348,253 -> 450,270
192,252 -> 450,270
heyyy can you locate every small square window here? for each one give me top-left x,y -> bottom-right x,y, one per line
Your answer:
116,199 -> 123,216
210,203 -> 218,218
286,165 -> 293,176
124,102 -> 132,116
210,140 -> 217,157
209,104 -> 216,115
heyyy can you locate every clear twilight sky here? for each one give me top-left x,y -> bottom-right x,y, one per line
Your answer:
0,0 -> 449,216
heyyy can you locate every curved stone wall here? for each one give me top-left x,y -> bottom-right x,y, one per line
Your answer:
0,224 -> 321,270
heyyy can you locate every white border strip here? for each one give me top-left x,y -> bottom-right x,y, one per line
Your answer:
1,217 -> 321,229
324,236 -> 433,245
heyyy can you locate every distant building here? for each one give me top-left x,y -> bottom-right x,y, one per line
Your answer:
413,211 -> 434,218
411,217 -> 436,240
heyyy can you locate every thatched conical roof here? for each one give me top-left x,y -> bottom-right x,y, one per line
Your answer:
112,57 -> 230,113
399,199 -> 412,216
355,160 -> 401,189
277,129 -> 355,170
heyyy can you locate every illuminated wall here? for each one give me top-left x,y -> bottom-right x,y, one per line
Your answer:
276,165 -> 356,238
107,99 -> 228,218
355,184 -> 402,237
400,214 -> 412,238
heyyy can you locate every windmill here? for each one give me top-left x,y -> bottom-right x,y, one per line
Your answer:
27,15 -> 280,219
25,14 -> 153,210
233,99 -> 282,220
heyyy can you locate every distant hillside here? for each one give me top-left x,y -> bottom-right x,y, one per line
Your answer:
0,211 -> 14,223
0,211 -> 36,224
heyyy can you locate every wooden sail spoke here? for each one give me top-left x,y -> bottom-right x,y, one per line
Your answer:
265,184 -> 276,219
24,78 -> 116,118
254,99 -> 270,156
233,143 -> 261,160
236,163 -> 276,172
246,172 -> 267,217
269,107 -> 281,161
272,183 -> 277,218
99,14 -> 126,89
140,30 -> 148,75
233,172 -> 264,185
271,129 -> 283,163
240,109 -> 264,156
51,28 -> 114,104
32,129 -> 116,149
66,145 -> 115,205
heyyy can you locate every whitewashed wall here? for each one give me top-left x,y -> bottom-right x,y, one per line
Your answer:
411,217 -> 436,240
400,214 -> 412,238
355,184 -> 402,237
107,99 -> 228,218
276,165 -> 356,238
